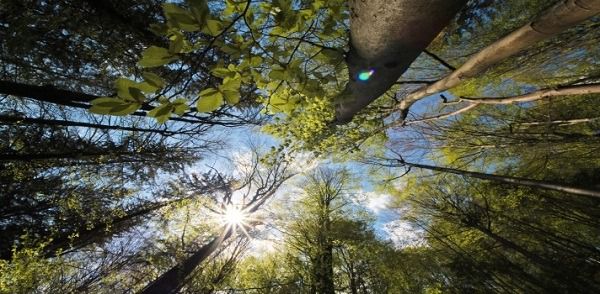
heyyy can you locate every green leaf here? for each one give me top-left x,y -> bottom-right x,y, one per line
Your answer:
222,90 -> 240,105
169,33 -> 185,54
142,72 -> 166,89
211,67 -> 231,79
89,97 -> 140,116
204,19 -> 224,36
318,48 -> 344,63
128,87 -> 146,103
221,74 -> 241,91
197,88 -> 223,112
116,78 -> 136,100
116,78 -> 156,101
172,98 -> 190,115
187,0 -> 209,23
162,3 -> 201,32
269,69 -> 285,80
138,46 -> 178,68
250,56 -> 263,67
148,103 -> 173,124
135,82 -> 160,93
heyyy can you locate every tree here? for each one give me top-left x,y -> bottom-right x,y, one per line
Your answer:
141,147 -> 293,293
397,174 -> 600,292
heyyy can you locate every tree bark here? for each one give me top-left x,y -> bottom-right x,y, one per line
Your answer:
334,0 -> 468,123
141,230 -> 232,294
402,161 -> 600,199
397,0 -> 600,120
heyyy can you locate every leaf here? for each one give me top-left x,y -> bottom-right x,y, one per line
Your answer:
204,19 -> 224,36
162,3 -> 201,32
169,33 -> 185,54
138,46 -> 178,68
148,103 -> 173,124
142,72 -> 166,89
211,67 -> 231,79
269,69 -> 285,80
319,48 -> 344,63
172,98 -> 190,115
116,78 -> 136,99
89,97 -> 140,116
128,87 -> 146,103
222,90 -> 240,105
186,0 -> 209,23
116,78 -> 155,101
197,88 -> 223,112
135,82 -> 160,93
250,56 -> 263,67
221,74 -> 241,91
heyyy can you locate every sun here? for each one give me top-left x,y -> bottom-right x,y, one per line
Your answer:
223,205 -> 246,226
213,204 -> 254,238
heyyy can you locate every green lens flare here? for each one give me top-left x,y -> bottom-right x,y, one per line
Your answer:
358,69 -> 375,81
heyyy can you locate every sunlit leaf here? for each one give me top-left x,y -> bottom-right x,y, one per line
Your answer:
197,88 -> 223,112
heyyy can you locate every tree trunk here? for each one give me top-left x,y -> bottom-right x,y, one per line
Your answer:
402,161 -> 600,198
43,200 -> 179,258
0,80 -> 205,124
334,0 -> 468,123
0,115 -> 175,135
397,0 -> 600,120
141,230 -> 232,294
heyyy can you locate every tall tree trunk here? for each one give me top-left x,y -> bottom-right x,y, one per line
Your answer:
0,115 -> 175,135
397,0 -> 600,120
334,0 -> 468,123
313,244 -> 335,294
43,199 -> 182,258
0,150 -> 156,162
0,80 -> 205,124
141,230 -> 232,294
401,161 -> 600,198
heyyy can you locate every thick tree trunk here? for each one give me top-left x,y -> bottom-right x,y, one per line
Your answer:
402,161 -> 600,198
141,230 -> 232,294
313,244 -> 335,294
334,0 -> 468,123
397,0 -> 600,120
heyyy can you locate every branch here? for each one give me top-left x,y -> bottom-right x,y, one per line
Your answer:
460,83 -> 600,104
402,103 -> 478,126
397,0 -> 600,120
423,49 -> 456,70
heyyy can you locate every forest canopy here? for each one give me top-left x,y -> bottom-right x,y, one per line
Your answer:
1,0 -> 600,293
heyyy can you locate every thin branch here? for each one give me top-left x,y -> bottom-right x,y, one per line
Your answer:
423,49 -> 456,71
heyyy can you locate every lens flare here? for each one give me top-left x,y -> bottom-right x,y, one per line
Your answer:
223,206 -> 245,226
358,69 -> 375,81
212,204 -> 254,239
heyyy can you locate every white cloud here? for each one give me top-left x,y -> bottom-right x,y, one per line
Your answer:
382,219 -> 426,249
365,193 -> 392,214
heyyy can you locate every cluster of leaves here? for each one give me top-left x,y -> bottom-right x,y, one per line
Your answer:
85,0 -> 350,152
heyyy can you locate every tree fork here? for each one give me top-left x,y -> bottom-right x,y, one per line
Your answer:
334,0 -> 469,123
397,0 -> 600,120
